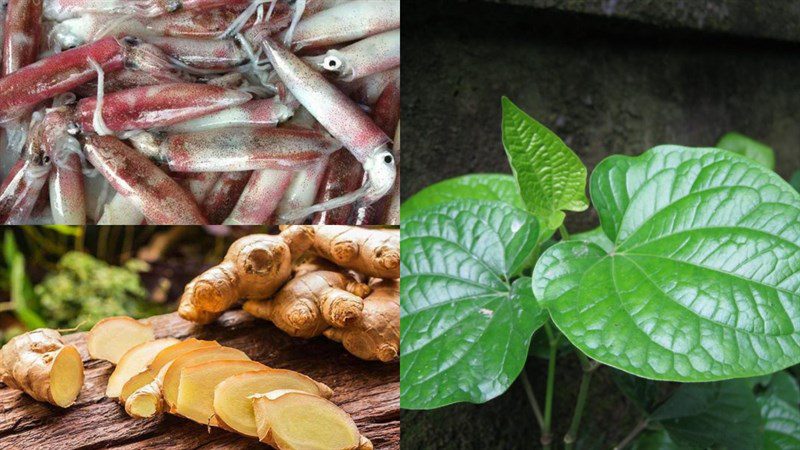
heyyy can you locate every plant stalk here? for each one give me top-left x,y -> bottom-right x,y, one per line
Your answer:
542,322 -> 559,450
559,224 -> 571,240
563,351 -> 598,449
520,368 -> 545,431
614,419 -> 649,450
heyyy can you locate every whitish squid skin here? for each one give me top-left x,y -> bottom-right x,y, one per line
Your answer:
306,29 -> 399,82
275,157 -> 329,221
43,107 -> 86,224
159,126 -> 340,172
75,83 -> 252,133
0,119 -> 50,224
43,0 -> 251,21
165,98 -> 295,133
84,135 -> 207,224
223,169 -> 293,225
261,38 -> 396,209
282,0 -> 400,50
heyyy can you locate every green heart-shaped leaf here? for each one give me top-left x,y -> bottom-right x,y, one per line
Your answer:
717,132 -> 775,170
401,174 -> 525,219
534,146 -> 800,381
758,394 -> 800,450
401,200 -> 545,409
650,381 -> 762,450
501,97 -> 588,230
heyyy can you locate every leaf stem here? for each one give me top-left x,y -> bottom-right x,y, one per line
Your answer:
563,351 -> 598,449
542,322 -> 559,449
614,418 -> 649,450
559,224 -> 571,241
520,368 -> 546,432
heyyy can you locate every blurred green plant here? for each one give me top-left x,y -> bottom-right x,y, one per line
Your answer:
34,252 -> 165,331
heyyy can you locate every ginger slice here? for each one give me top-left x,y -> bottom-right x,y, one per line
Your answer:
214,369 -> 333,437
87,316 -> 155,364
176,360 -> 267,426
0,329 -> 85,407
125,364 -> 169,419
119,338 -> 220,402
162,346 -> 250,412
252,390 -> 372,450
106,338 -> 179,398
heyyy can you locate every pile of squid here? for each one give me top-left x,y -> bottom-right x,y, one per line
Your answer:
0,0 -> 400,225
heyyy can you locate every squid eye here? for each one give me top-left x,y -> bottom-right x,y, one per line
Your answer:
43,156 -> 51,164
384,154 -> 393,164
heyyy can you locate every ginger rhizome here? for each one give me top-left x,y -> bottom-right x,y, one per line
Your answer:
178,234 -> 293,324
106,338 -> 179,398
325,279 -> 400,362
252,390 -> 373,450
87,316 -> 155,364
0,329 -> 84,407
214,369 -> 334,437
243,270 -> 371,339
281,226 -> 400,279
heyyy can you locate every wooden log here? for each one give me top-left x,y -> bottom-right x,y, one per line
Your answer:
0,310 -> 400,449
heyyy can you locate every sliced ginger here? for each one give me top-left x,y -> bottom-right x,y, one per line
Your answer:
106,338 -> 179,398
0,329 -> 84,407
87,316 -> 155,364
178,234 -> 292,324
176,360 -> 267,426
252,390 -> 372,450
162,346 -> 250,412
119,338 -> 220,403
214,369 -> 333,437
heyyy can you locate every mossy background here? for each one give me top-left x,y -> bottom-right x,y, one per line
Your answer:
401,0 -> 800,447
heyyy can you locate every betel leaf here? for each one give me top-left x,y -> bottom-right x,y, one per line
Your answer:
717,132 -> 775,170
501,97 -> 588,230
401,174 -> 524,219
791,171 -> 800,193
763,371 -> 800,406
533,146 -> 800,381
650,380 -> 762,450
400,200 -> 545,409
758,394 -> 800,450
631,430 -> 685,450
571,227 -> 614,253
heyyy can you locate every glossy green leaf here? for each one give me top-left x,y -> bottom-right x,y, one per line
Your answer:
631,430 -> 685,450
401,174 -> 525,219
764,372 -> 800,406
572,227 -> 614,253
790,171 -> 800,193
400,200 -> 545,409
758,395 -> 800,450
501,97 -> 588,229
717,132 -> 775,170
651,380 -> 762,450
534,146 -> 800,381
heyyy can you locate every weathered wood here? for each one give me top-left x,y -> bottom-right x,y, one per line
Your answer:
0,310 -> 399,450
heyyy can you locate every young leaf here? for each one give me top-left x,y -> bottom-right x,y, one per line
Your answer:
717,132 -> 775,170
401,174 -> 524,219
650,381 -> 762,450
501,97 -> 588,229
534,146 -> 800,381
758,395 -> 800,450
401,200 -> 545,409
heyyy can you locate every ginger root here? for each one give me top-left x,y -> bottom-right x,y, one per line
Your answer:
87,316 -> 155,364
252,390 -> 372,450
162,346 -> 250,412
106,338 -> 179,398
325,279 -> 400,362
214,369 -> 333,437
280,226 -> 400,279
243,270 -> 371,339
0,329 -> 84,407
178,234 -> 293,324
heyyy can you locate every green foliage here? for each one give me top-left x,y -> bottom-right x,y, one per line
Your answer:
34,252 -> 162,330
717,132 -> 776,169
400,200 -> 545,409
401,173 -> 525,219
791,171 -> 800,193
501,97 -> 588,230
3,230 -> 46,333
534,146 -> 800,381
